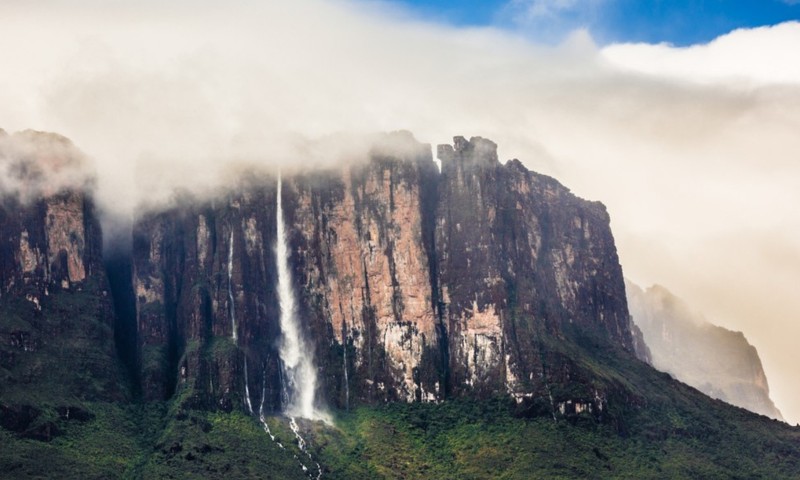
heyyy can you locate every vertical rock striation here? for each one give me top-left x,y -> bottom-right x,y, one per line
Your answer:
132,183 -> 285,410
0,130 -> 123,406
285,134 -> 441,405
129,133 -> 635,419
436,137 -> 633,405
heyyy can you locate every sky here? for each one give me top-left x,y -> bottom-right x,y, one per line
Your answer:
397,0 -> 800,45
1,0 -> 799,424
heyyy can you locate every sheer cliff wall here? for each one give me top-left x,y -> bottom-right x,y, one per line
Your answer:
130,135 -> 634,415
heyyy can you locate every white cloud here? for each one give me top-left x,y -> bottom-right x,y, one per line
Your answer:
511,0 -> 581,18
602,22 -> 800,85
498,0 -> 608,42
1,1 -> 800,424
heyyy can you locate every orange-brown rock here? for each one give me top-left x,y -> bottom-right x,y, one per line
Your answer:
129,133 -> 634,416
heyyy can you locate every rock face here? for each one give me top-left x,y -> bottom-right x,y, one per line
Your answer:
435,138 -> 632,403
132,185 -> 284,409
0,130 -> 124,409
0,129 -> 638,423
130,134 -> 635,417
626,280 -> 783,420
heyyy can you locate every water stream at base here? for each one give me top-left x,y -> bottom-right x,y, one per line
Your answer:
257,368 -> 322,479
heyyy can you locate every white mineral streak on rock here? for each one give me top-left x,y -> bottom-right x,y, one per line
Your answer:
462,299 -> 503,387
135,226 -> 164,305
196,215 -> 210,267
293,166 -> 436,402
25,293 -> 41,311
552,250 -> 577,306
45,195 -> 86,283
505,353 -> 520,395
243,216 -> 261,257
18,231 -> 41,274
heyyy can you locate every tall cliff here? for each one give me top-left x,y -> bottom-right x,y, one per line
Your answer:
0,130 -> 124,440
626,280 -> 783,420
5,130 -> 800,479
131,133 -> 635,419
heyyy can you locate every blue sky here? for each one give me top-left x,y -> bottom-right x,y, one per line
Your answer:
390,0 -> 800,45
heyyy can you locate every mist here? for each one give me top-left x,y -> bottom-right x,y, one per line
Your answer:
1,0 -> 799,424
0,129 -> 94,204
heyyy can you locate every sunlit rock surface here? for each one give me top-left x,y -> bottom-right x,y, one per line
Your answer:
131,133 -> 634,416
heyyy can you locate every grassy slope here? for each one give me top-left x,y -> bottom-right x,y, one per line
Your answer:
310,350 -> 800,479
2,381 -> 799,478
2,290 -> 800,479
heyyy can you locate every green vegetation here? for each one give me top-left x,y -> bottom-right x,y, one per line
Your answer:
0,387 -> 798,479
0,283 -> 128,405
3,288 -> 800,479
312,377 -> 800,479
4,389 -> 797,479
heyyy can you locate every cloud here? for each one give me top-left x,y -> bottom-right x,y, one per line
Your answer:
498,0 -> 608,43
510,0 -> 582,19
1,0 -> 800,424
603,22 -> 800,85
0,129 -> 94,204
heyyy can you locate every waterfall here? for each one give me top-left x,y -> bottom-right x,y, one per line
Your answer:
343,331 -> 349,411
258,369 -> 278,443
243,357 -> 254,414
275,174 -> 326,422
228,231 -> 237,342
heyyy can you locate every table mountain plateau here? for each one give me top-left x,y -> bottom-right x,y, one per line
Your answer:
1,130 -> 798,479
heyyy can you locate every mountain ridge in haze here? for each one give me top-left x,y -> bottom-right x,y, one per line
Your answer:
626,279 -> 783,421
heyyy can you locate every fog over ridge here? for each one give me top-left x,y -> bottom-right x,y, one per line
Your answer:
2,0 -> 800,424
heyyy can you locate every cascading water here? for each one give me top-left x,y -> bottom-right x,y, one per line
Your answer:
243,357 -> 254,414
275,174 -> 326,422
343,337 -> 350,411
275,174 -> 326,479
229,230 -> 253,411
228,231 -> 237,342
221,178 -> 323,478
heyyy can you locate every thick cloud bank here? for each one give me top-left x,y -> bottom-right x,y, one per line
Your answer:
2,0 -> 799,424
0,129 -> 94,204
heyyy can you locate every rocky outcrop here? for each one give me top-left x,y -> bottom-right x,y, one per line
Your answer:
435,138 -> 633,404
132,186 -> 284,408
626,280 -> 783,420
0,130 -> 124,405
0,131 -> 100,295
130,134 -> 634,417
